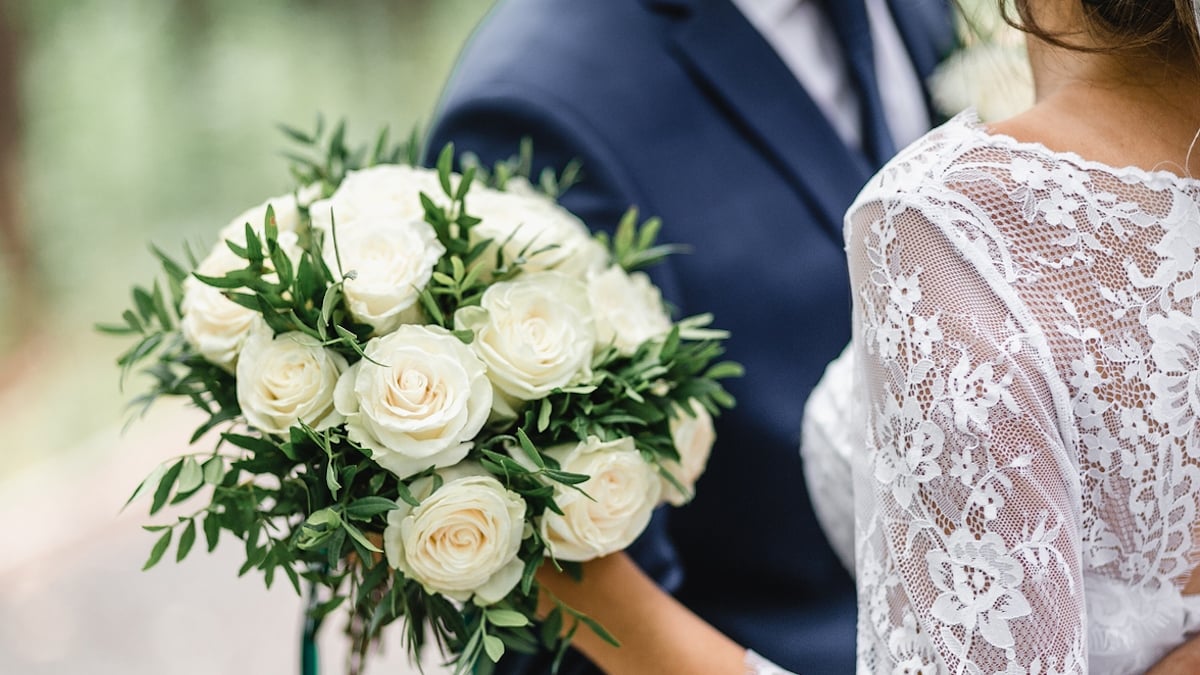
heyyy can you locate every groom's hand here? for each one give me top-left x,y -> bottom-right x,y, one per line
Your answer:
1147,632 -> 1200,674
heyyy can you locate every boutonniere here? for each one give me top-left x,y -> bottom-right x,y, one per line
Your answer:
928,0 -> 1035,123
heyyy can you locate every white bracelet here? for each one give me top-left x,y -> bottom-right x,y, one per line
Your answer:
744,650 -> 798,675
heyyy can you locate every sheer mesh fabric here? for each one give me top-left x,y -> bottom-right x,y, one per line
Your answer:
807,111 -> 1200,674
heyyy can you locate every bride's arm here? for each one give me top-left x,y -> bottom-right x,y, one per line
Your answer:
846,192 -> 1088,672
536,553 -> 779,675
1148,638 -> 1200,675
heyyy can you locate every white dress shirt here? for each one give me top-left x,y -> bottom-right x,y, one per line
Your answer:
730,0 -> 928,152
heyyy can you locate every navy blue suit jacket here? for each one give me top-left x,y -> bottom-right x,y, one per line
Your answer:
425,0 -> 952,672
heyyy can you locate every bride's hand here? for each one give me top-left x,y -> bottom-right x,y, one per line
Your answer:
1147,632 -> 1200,674
534,553 -> 755,674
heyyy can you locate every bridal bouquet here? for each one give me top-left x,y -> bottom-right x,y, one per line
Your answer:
101,121 -> 738,674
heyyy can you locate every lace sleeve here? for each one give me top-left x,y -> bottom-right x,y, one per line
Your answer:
846,192 -> 1089,674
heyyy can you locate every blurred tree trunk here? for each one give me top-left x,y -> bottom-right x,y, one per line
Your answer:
0,2 -> 31,327
0,0 -> 40,387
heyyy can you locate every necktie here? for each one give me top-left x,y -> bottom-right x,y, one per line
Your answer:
821,0 -> 897,166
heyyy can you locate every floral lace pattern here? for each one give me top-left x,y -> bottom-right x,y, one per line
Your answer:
830,112 -> 1200,674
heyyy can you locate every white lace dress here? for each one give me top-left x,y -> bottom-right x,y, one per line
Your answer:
802,111 -> 1200,674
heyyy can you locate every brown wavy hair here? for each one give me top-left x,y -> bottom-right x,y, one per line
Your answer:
1004,0 -> 1200,62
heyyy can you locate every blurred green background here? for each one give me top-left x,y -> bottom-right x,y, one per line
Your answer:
0,3 -> 494,673
0,0 -> 494,479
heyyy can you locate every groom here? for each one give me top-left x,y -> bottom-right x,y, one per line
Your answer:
425,0 -> 952,671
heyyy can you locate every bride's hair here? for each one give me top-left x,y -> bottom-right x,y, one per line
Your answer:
1005,0 -> 1200,62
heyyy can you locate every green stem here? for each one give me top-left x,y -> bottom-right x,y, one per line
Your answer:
302,579 -> 322,675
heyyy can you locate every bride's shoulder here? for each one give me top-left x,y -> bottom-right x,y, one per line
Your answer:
852,110 -> 1019,209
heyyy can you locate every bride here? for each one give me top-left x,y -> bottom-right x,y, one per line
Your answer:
526,0 -> 1200,672
803,0 -> 1200,672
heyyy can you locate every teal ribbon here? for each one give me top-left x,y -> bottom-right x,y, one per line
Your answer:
302,580 -> 323,675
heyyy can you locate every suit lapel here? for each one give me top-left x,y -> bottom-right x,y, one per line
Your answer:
648,0 -> 873,243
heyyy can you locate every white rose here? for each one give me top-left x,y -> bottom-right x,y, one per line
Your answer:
181,199 -> 305,370
588,266 -> 672,356
454,272 -> 595,411
465,186 -> 608,279
540,436 -> 661,561
929,43 -> 1034,123
235,330 -> 347,435
324,218 -> 445,335
383,465 -> 527,605
333,325 -> 493,479
660,399 -> 715,506
216,193 -> 302,249
309,164 -> 449,235
181,243 -> 267,370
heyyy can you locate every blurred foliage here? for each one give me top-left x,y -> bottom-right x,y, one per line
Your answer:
0,0 -> 494,477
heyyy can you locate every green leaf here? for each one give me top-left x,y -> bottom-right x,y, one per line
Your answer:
418,287 -> 445,326
515,428 -> 546,469
222,432 -> 281,457
342,520 -> 382,553
191,271 -> 249,290
150,280 -> 173,329
150,460 -> 185,515
143,529 -> 173,570
121,309 -> 144,334
486,609 -> 530,628
537,399 -> 552,433
305,508 -> 341,528
542,469 -> 590,486
345,497 -> 399,520
176,519 -> 197,562
94,322 -> 138,336
283,564 -> 302,595
276,122 -> 314,145
483,634 -> 505,663
202,457 -> 226,485
552,621 -> 579,673
203,513 -> 221,552
704,361 -> 745,380
436,143 -> 455,198
578,614 -> 620,647
132,286 -> 156,323
318,283 -> 343,340
541,606 -> 563,648
151,244 -> 190,283
324,528 -> 347,569
325,453 -> 342,498
176,457 -> 204,493
333,324 -> 382,366
124,461 -> 168,511
394,481 -> 422,508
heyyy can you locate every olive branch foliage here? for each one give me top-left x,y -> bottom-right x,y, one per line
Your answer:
98,118 -> 741,675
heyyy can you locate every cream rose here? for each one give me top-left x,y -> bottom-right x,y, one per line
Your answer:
323,218 -> 445,335
181,196 -> 305,371
929,43 -> 1033,123
660,400 -> 716,506
540,436 -> 661,561
465,186 -> 607,279
383,465 -> 526,605
309,164 -> 449,235
587,265 -> 672,356
454,272 -> 595,411
181,243 -> 266,370
235,330 -> 347,435
333,325 -> 493,479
